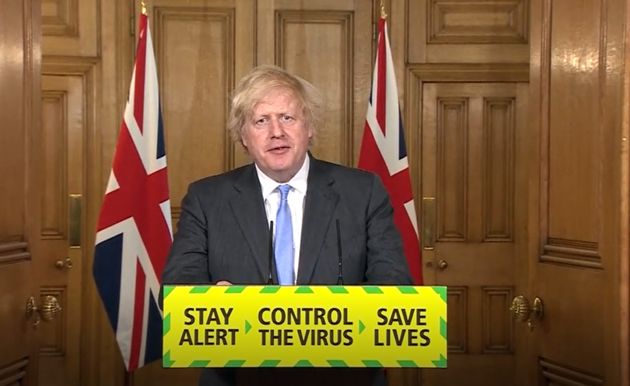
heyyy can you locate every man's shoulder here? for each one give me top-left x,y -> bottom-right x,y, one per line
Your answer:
311,158 -> 376,183
188,163 -> 253,193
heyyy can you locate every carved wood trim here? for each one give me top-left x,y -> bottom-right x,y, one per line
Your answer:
0,357 -> 29,385
481,286 -> 513,354
539,358 -> 604,385
42,0 -> 79,37
41,89 -> 69,240
541,238 -> 602,269
0,241 -> 31,264
39,287 -> 67,356
42,55 -> 99,73
536,0 -> 552,276
482,97 -> 515,242
447,286 -> 468,353
408,63 -> 529,82
427,0 -> 529,44
436,97 -> 468,241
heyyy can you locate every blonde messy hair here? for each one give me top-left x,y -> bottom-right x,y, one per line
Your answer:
227,65 -> 323,146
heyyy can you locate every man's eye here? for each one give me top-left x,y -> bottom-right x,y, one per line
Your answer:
255,118 -> 268,125
281,115 -> 295,122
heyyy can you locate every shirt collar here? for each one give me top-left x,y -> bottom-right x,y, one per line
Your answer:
255,155 -> 310,199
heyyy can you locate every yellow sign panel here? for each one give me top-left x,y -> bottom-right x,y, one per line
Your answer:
162,285 -> 446,368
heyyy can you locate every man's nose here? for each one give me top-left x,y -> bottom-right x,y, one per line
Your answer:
269,117 -> 285,137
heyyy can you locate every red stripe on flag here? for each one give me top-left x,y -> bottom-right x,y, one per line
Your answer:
359,125 -> 422,282
97,123 -> 171,275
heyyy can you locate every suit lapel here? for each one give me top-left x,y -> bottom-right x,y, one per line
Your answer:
229,165 -> 270,282
297,159 -> 339,284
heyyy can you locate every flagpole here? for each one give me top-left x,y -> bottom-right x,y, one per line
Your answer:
380,0 -> 387,19
141,1 -> 147,15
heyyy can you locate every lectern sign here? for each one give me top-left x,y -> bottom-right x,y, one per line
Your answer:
162,285 -> 446,368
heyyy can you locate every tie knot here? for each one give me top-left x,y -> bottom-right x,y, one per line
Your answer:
278,184 -> 291,200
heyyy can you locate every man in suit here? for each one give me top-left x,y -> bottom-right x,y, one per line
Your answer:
162,65 -> 413,386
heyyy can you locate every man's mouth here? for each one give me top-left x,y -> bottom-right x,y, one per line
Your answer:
268,145 -> 290,153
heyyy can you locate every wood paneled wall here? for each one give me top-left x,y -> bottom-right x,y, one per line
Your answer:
0,1 -> 41,385
33,0 -> 630,385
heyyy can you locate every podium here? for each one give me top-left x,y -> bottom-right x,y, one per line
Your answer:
162,285 -> 446,368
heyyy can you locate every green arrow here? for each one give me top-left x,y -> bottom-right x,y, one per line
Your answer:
295,359 -> 314,367
260,360 -> 281,367
362,360 -> 382,368
225,286 -> 245,293
225,360 -> 246,367
163,351 -> 174,367
163,313 -> 171,336
397,286 -> 418,294
162,285 -> 175,299
245,320 -> 252,334
190,286 -> 210,294
327,359 -> 348,367
432,286 -> 447,302
432,354 -> 447,368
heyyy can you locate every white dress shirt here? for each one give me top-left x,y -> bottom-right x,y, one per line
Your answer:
255,156 -> 309,282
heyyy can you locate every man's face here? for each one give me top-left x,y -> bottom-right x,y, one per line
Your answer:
241,88 -> 312,182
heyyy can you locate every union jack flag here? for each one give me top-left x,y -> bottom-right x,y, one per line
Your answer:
93,13 -> 172,371
358,17 -> 422,284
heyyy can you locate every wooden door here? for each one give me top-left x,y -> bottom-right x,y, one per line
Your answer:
37,61 -> 95,386
418,82 -> 528,386
38,0 -> 101,383
0,0 -> 42,385
405,0 -> 531,381
525,0 -> 627,384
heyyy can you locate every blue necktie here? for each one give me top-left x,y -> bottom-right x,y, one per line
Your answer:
274,184 -> 294,285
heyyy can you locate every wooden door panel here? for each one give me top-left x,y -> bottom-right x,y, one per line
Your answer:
37,71 -> 86,386
41,0 -> 97,56
257,0 -> 372,166
420,82 -> 528,386
0,0 -> 41,385
528,0 -> 625,384
407,0 -> 530,64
